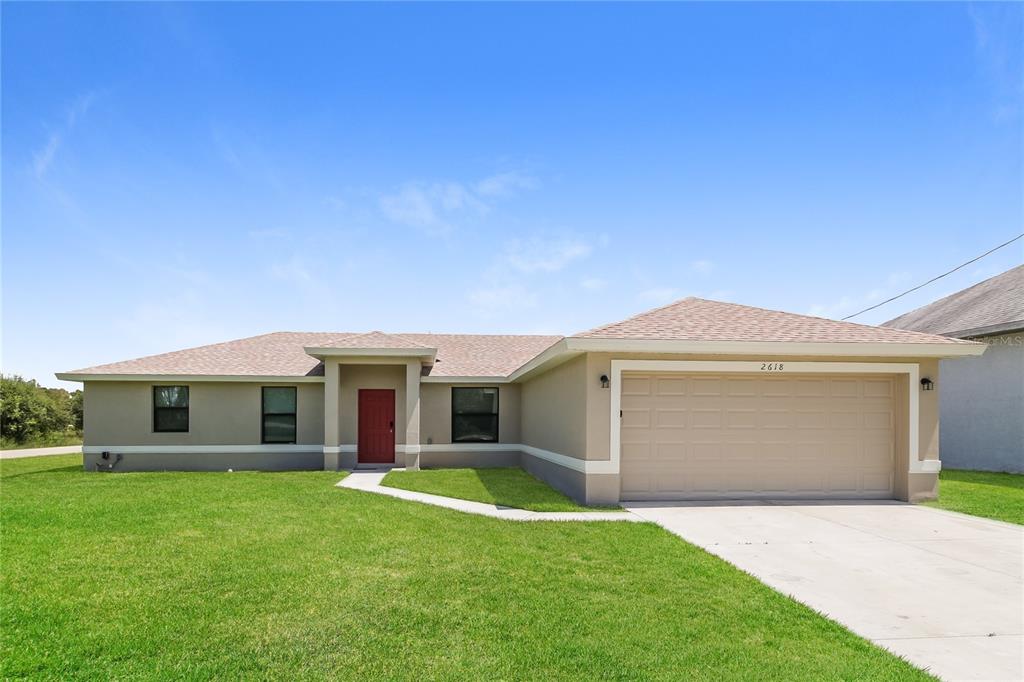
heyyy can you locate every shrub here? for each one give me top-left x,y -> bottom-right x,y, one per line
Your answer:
0,375 -> 81,444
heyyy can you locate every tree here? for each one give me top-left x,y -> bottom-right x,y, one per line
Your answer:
0,375 -> 78,444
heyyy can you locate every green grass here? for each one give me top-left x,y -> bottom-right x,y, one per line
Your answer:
0,431 -> 82,450
924,468 -> 1024,525
1,455 -> 930,680
382,466 -> 621,512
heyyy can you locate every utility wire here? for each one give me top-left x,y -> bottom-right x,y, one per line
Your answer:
841,232 -> 1024,320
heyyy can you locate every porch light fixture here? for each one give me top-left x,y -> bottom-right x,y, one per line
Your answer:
600,374 -> 610,389
920,377 -> 934,391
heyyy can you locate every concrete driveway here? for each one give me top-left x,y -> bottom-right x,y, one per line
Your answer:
624,500 -> 1023,681
0,445 -> 81,460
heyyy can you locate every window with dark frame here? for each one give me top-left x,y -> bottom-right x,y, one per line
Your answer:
262,386 -> 297,444
153,385 -> 189,433
451,387 -> 499,443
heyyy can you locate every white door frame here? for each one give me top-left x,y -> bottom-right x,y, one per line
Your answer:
609,360 -> 937,476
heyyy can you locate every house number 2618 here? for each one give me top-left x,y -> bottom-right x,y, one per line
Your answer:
760,362 -> 785,371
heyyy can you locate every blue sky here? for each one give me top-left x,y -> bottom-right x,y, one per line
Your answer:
3,2 -> 1021,388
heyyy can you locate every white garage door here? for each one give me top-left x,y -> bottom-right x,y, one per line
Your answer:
619,373 -> 897,500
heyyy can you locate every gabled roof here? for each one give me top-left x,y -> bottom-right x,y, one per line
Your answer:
882,265 -> 1024,338
574,297 -> 971,345
306,331 -> 434,350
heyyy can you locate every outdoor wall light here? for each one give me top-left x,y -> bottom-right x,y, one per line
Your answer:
920,377 -> 934,391
600,374 -> 610,389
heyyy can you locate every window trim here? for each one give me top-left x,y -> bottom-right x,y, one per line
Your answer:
450,386 -> 499,444
261,386 -> 298,445
153,385 -> 189,433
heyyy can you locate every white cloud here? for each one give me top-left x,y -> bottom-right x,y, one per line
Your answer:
269,255 -> 313,284
248,227 -> 291,239
638,287 -> 683,305
580,277 -> 607,291
503,236 -> 592,273
467,283 -> 538,317
807,288 -> 887,319
379,181 -> 486,235
380,171 -> 535,234
31,91 -> 98,179
474,171 -> 538,197
690,259 -> 715,274
33,133 -> 61,178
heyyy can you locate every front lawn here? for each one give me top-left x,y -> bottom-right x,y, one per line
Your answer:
382,466 -> 620,512
1,455 -> 930,680
925,469 -> 1024,525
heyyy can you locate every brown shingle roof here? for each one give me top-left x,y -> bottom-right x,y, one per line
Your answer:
65,332 -> 562,378
308,331 -> 435,350
882,265 -> 1024,338
574,297 -> 969,344
64,297 -> 973,380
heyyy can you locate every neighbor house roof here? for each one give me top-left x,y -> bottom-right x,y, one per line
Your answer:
574,297 -> 971,345
882,265 -> 1024,338
58,297 -> 981,382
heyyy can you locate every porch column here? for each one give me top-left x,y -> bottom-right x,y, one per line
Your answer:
405,359 -> 421,470
323,359 -> 341,470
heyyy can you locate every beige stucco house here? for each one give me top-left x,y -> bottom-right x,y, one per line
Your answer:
57,297 -> 985,504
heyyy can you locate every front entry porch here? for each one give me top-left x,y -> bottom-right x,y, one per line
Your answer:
306,335 -> 429,472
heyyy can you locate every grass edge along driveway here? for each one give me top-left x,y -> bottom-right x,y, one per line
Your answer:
381,466 -> 623,512
2,455 -> 931,680
924,468 -> 1024,525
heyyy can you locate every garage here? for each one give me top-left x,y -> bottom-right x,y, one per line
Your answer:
619,372 -> 898,500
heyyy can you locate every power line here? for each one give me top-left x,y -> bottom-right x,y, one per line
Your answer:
841,232 -> 1024,321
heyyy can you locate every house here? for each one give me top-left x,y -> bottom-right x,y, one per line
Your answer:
883,265 -> 1023,473
57,297 -> 984,504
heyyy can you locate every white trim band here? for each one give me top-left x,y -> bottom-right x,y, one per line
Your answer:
84,445 -> 323,455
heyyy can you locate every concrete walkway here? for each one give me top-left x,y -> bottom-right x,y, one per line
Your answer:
337,470 -> 641,522
625,500 -> 1024,682
0,445 -> 81,459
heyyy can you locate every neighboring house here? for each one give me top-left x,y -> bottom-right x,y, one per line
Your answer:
57,297 -> 984,504
883,265 -> 1024,473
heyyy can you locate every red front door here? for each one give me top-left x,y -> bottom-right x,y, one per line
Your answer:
358,389 -> 396,463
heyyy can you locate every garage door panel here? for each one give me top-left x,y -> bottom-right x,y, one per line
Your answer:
726,378 -> 758,396
621,376 -> 652,396
726,409 -> 758,429
691,409 -> 722,428
795,379 -> 828,397
620,441 -> 652,462
863,379 -> 894,397
620,372 -> 896,500
621,408 -> 651,428
654,408 -> 687,428
654,377 -> 687,395
864,411 -> 893,429
690,377 -> 723,396
761,409 -> 792,429
795,410 -> 828,429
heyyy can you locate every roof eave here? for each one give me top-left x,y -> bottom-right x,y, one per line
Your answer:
563,338 -> 987,358
940,320 -> 1024,339
302,346 -> 438,360
55,373 -> 326,383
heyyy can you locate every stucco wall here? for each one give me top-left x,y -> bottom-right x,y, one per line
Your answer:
938,332 -> 1023,473
419,383 -> 521,445
519,355 -> 588,459
84,381 -> 324,445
